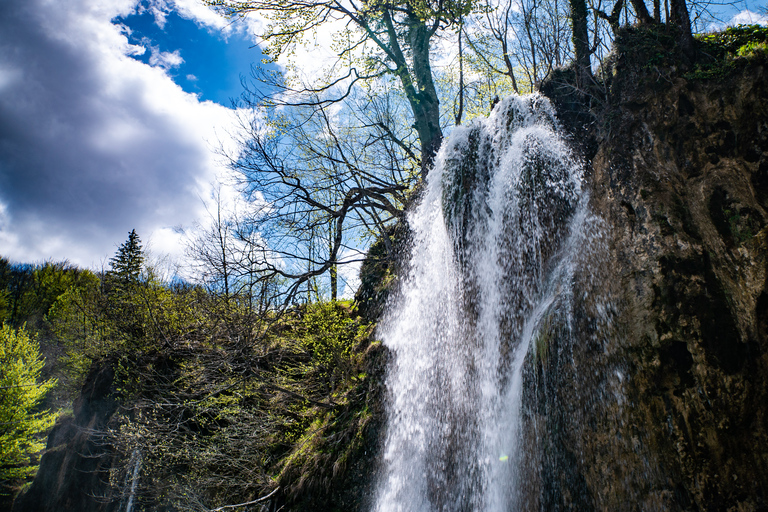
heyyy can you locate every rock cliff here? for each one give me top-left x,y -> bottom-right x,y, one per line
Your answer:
13,363 -> 118,512
532,26 -> 768,511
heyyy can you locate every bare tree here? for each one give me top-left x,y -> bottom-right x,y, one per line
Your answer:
215,93 -> 411,306
462,0 -> 573,93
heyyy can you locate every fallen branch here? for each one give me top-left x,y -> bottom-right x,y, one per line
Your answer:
211,487 -> 280,511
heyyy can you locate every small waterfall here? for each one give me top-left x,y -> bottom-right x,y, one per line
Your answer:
121,449 -> 142,512
374,95 -> 593,511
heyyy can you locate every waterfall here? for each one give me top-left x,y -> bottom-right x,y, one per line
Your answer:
121,449 -> 142,512
374,95 -> 594,512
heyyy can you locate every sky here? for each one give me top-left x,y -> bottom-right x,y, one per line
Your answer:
0,0 -> 268,270
0,0 -> 765,276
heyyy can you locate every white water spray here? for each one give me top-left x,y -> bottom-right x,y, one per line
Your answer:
374,95 -> 590,512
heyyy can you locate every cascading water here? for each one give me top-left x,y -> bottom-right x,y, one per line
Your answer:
374,95 -> 595,511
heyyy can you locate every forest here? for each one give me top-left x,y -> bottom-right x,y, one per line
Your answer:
2,0 -> 768,507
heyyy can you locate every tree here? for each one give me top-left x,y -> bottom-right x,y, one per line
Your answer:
461,0 -> 573,93
49,231 -> 156,382
47,270 -> 114,383
0,324 -> 57,489
222,97 -> 412,305
100,299 -> 371,511
0,259 -> 10,325
205,0 -> 707,305
187,186 -> 282,325
206,0 -> 475,174
108,229 -> 144,286
569,0 -> 593,86
104,230 -> 148,341
0,259 -> 89,329
669,0 -> 695,59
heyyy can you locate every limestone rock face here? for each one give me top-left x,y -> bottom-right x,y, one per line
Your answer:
537,56 -> 768,510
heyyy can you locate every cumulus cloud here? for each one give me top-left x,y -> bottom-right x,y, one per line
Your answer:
0,0 -> 240,268
148,46 -> 184,69
707,8 -> 768,31
727,9 -> 768,26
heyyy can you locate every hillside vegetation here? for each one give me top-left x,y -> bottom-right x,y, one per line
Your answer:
2,233 -> 384,511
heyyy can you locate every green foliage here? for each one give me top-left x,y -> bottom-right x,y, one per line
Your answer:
47,270 -> 116,385
299,302 -> 368,393
697,24 -> 768,57
736,40 -> 768,58
0,259 -> 88,328
4,237 -> 377,510
0,324 -> 57,490
0,258 -> 10,324
95,299 -> 374,511
49,270 -> 206,390
47,234 -> 205,389
688,25 -> 768,80
0,290 -> 9,327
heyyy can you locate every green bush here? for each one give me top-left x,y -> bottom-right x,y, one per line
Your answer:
688,24 -> 768,79
698,24 -> 768,57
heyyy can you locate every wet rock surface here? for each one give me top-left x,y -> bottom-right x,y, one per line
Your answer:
537,40 -> 768,511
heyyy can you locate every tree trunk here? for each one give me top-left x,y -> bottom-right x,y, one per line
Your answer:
407,15 -> 443,175
670,0 -> 695,60
329,224 -> 337,301
569,0 -> 592,88
630,0 -> 654,24
380,9 -> 443,176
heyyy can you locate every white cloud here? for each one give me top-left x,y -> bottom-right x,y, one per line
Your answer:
0,0 -> 244,269
171,0 -> 232,31
708,9 -> 768,31
148,46 -> 184,69
727,9 -> 768,26
140,0 -> 265,42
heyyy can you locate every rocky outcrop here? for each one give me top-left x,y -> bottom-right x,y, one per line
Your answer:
533,29 -> 768,511
13,363 -> 119,512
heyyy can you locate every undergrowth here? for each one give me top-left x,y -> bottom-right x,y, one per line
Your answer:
688,24 -> 768,79
99,300 -> 380,511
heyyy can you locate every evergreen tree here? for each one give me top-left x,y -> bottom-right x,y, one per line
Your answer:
0,324 -> 57,490
103,230 -> 147,342
108,229 -> 144,284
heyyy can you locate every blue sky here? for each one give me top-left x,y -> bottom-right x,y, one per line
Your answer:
118,7 -> 264,106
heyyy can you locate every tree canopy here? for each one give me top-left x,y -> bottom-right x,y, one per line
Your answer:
202,0 -> 704,305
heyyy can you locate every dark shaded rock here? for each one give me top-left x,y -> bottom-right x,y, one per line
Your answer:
13,363 -> 119,512
355,220 -> 412,325
535,34 -> 768,512
272,340 -> 389,512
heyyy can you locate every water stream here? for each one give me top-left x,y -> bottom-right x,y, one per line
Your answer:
374,95 -> 591,512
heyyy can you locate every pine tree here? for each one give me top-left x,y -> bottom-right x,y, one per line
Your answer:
104,230 -> 146,341
108,229 -> 144,284
0,324 -> 57,489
